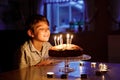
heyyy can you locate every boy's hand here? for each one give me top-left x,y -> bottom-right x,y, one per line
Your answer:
35,60 -> 54,66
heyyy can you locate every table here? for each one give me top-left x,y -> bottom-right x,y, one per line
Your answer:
0,61 -> 120,80
48,54 -> 91,73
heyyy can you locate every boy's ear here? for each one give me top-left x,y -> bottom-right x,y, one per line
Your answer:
27,30 -> 34,37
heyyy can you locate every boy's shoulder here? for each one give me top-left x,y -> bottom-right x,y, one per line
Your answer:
43,42 -> 52,48
20,41 -> 29,49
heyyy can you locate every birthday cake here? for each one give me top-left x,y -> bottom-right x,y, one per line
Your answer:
49,44 -> 84,57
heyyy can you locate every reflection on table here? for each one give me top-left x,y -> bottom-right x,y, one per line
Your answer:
0,61 -> 120,80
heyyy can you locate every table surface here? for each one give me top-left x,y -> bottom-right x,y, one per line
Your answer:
0,61 -> 120,80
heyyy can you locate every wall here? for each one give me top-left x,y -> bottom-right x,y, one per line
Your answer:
108,35 -> 120,63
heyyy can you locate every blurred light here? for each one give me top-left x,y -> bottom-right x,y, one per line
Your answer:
75,4 -> 82,9
91,62 -> 96,68
70,1 -> 76,5
62,0 -> 66,2
102,75 -> 105,80
69,1 -> 83,10
78,0 -> 84,4
79,66 -> 83,73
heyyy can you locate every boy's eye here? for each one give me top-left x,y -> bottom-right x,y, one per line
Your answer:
39,28 -> 44,30
38,27 -> 50,30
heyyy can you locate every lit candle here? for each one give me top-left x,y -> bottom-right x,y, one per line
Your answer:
66,33 -> 70,45
54,36 -> 57,46
99,63 -> 107,71
70,34 -> 73,44
57,36 -> 60,45
47,72 -> 54,78
103,64 -> 107,71
99,63 -> 103,71
91,62 -> 96,68
60,34 -> 63,45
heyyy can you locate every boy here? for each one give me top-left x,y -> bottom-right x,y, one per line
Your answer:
15,14 -> 53,69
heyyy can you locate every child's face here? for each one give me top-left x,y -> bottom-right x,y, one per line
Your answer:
31,21 -> 50,42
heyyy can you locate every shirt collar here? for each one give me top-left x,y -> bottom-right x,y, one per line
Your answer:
29,40 -> 42,53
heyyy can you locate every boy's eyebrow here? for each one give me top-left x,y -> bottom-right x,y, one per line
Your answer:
35,25 -> 42,28
35,25 -> 49,29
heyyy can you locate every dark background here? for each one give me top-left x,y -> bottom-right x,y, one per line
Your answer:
0,0 -> 120,73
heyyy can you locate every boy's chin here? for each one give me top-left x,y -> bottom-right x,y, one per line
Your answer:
41,39 -> 49,42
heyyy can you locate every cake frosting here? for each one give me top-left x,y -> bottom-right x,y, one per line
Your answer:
49,44 -> 83,57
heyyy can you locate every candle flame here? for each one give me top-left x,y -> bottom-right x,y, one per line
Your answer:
60,34 -> 62,38
71,35 -> 73,39
67,33 -> 70,39
54,36 -> 56,40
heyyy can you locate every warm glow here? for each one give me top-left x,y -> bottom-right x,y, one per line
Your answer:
70,34 -> 73,44
102,75 -> 105,80
47,72 -> 54,75
71,35 -> 73,39
60,34 -> 63,45
66,33 -> 70,39
57,36 -> 60,45
54,36 -> 57,46
54,33 -> 74,46
91,62 -> 96,68
66,33 -> 70,44
99,63 -> 107,71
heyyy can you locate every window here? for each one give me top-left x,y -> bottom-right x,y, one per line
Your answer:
45,0 -> 85,33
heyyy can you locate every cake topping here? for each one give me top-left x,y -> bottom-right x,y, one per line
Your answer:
50,44 -> 83,51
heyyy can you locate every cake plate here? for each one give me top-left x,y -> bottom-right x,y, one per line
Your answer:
49,54 -> 91,73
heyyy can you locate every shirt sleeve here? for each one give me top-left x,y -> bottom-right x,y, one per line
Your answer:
19,49 -> 30,69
